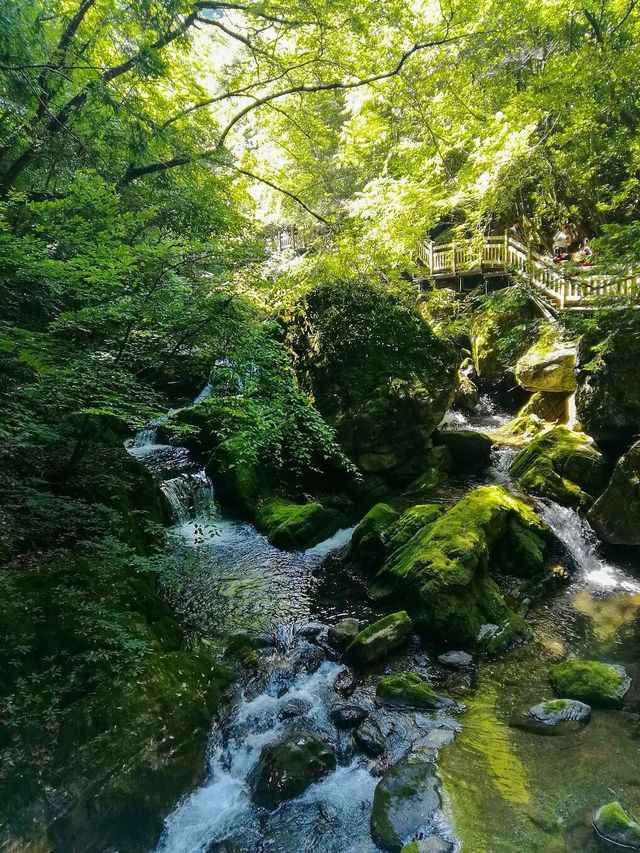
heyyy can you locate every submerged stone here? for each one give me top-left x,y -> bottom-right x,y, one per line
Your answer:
354,717 -> 386,756
512,698 -> 591,735
437,651 -> 473,670
370,750 -> 442,852
376,672 -> 441,710
249,731 -> 336,809
327,618 -> 360,651
330,704 -> 368,729
509,426 -> 607,507
588,440 -> 640,546
345,611 -> 413,666
549,660 -> 630,706
594,801 -> 640,850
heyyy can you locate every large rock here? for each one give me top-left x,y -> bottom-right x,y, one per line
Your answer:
471,287 -> 541,385
376,672 -> 441,710
345,503 -> 399,570
594,802 -> 640,850
371,486 -> 551,648
327,618 -> 360,651
588,441 -> 640,545
549,660 -> 630,706
433,429 -> 493,472
370,750 -> 442,852
509,426 -> 608,507
329,704 -> 368,729
282,280 -> 458,483
249,732 -> 336,808
515,334 -> 577,393
345,611 -> 413,666
575,317 -> 640,446
354,718 -> 386,756
254,497 -> 343,550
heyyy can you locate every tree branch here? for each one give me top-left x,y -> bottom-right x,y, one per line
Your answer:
231,165 -> 333,226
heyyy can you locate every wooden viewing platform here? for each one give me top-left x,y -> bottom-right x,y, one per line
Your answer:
418,233 -> 639,312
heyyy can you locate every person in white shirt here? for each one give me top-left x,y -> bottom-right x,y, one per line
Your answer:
553,228 -> 570,258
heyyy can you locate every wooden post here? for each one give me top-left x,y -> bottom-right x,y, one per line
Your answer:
429,241 -> 434,276
451,244 -> 456,275
503,231 -> 509,267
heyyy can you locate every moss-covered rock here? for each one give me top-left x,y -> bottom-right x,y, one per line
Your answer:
249,731 -> 336,808
345,503 -> 399,569
401,840 -> 453,853
345,611 -> 413,666
433,429 -> 494,472
454,360 -> 479,412
588,440 -> 640,545
376,672 -> 440,709
594,802 -> 640,849
511,698 -> 591,735
370,749 -> 441,851
471,287 -> 541,385
510,426 -> 608,507
549,660 -> 630,706
255,497 -> 343,550
515,332 -> 577,393
283,279 -> 458,484
386,505 -> 443,554
371,486 -> 551,646
327,618 -> 360,651
575,315 -> 640,446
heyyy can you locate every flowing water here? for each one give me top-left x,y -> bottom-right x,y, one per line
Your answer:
127,392 -> 640,853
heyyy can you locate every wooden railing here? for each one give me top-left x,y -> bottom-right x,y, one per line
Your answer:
418,233 -> 640,310
267,230 -> 308,253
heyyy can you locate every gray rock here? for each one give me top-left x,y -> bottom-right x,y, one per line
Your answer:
294,645 -> 325,674
327,618 -> 360,651
437,650 -> 473,670
333,668 -> 357,697
330,704 -> 368,729
400,839 -> 453,853
370,749 -> 442,851
593,801 -> 640,849
249,732 -> 336,809
279,698 -> 311,720
354,718 -> 386,757
512,698 -> 591,735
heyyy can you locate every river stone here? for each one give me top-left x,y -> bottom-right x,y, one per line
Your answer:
294,645 -> 325,674
345,611 -> 413,666
354,718 -> 386,756
330,704 -> 368,729
327,618 -> 360,651
370,750 -> 442,852
594,801 -> 640,849
437,650 -> 473,670
512,698 -> 591,734
433,429 -> 493,472
333,668 -> 357,697
401,839 -> 453,853
549,660 -> 631,706
249,732 -> 336,808
376,672 -> 442,710
279,698 -> 312,720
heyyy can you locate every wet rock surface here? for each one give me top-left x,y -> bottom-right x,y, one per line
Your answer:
594,802 -> 640,849
512,698 -> 591,734
345,611 -> 413,666
329,703 -> 368,729
249,731 -> 336,808
354,717 -> 386,756
437,651 -> 473,670
327,617 -> 360,651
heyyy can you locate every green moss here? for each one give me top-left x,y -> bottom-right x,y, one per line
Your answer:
345,502 -> 399,569
549,659 -> 627,704
386,504 -> 443,553
515,331 -> 576,393
542,699 -> 567,714
510,426 -> 607,508
373,486 -> 550,644
376,672 -> 439,708
598,802 -> 640,837
250,733 -> 336,808
255,497 -> 342,550
345,611 -> 413,665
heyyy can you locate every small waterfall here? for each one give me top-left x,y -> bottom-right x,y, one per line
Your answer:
132,424 -> 158,447
161,469 -> 215,526
538,501 -> 640,591
192,383 -> 212,406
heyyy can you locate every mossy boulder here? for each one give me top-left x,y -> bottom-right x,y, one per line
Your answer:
255,497 -> 343,550
510,426 -> 608,507
249,731 -> 336,808
511,698 -> 591,735
594,802 -> 640,849
433,429 -> 494,472
471,287 -> 541,385
575,316 -> 640,446
283,279 -> 458,483
327,618 -> 360,651
370,750 -> 441,852
345,611 -> 413,666
376,672 -> 440,710
386,505 -> 443,553
515,333 -> 577,393
588,440 -> 640,545
345,503 -> 399,569
371,486 -> 551,647
401,840 -> 453,853
549,660 -> 630,706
